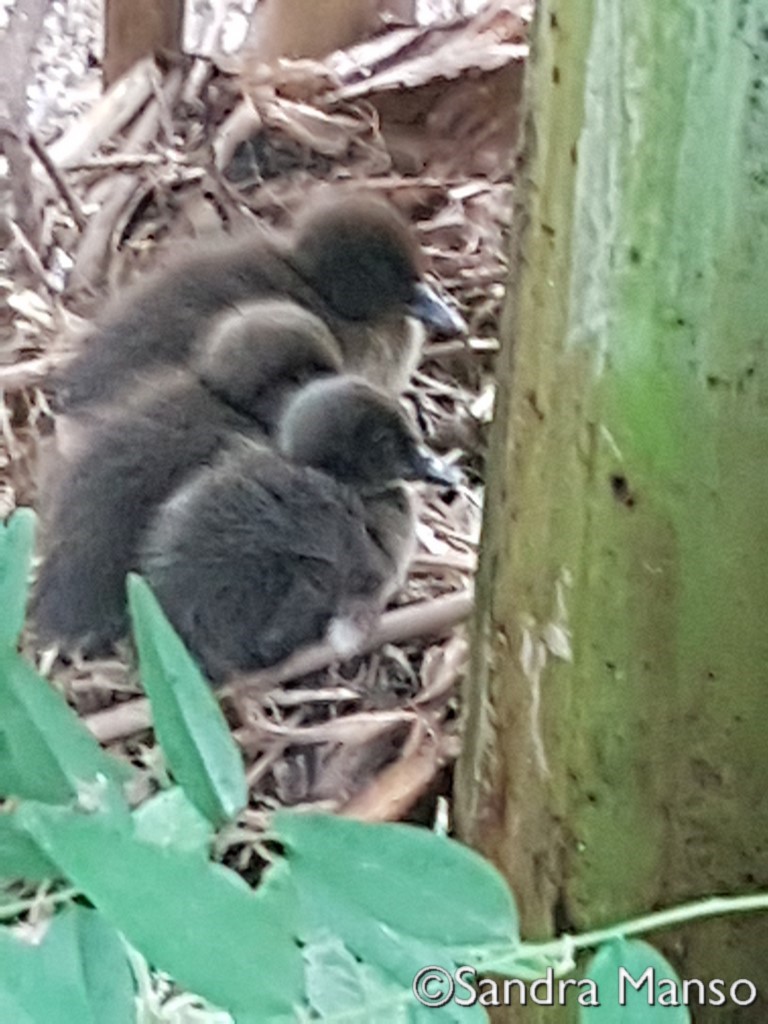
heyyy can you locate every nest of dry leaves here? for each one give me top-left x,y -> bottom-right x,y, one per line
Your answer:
0,1 -> 528,858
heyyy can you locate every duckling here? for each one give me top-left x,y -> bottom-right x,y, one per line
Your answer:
55,192 -> 464,413
140,376 -> 458,682
32,301 -> 342,655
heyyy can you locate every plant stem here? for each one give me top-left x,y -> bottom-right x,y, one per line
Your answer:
0,886 -> 78,921
526,892 -> 768,960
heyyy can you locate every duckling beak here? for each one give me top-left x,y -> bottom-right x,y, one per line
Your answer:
407,448 -> 463,489
407,282 -> 466,337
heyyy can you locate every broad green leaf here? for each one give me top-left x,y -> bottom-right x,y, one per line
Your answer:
300,891 -> 485,1022
302,931 -> 483,1023
0,992 -> 36,1024
18,802 -> 304,1020
133,787 -> 214,856
274,813 -> 519,954
0,904 -> 135,1024
582,938 -> 691,1022
0,651 -> 131,814
127,575 -> 247,826
304,932 -> 405,1020
274,813 -> 508,1021
0,508 -> 36,648
0,812 -> 59,881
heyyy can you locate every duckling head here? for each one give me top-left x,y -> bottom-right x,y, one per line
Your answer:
193,299 -> 343,425
291,192 -> 464,336
278,375 -> 459,489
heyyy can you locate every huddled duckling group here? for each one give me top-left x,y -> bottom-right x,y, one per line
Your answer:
33,192 -> 465,683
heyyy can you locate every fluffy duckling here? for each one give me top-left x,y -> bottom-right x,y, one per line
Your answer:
55,192 -> 464,413
140,376 -> 458,682
32,301 -> 342,654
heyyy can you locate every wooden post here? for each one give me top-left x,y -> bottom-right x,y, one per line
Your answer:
455,0 -> 768,1019
103,0 -> 184,88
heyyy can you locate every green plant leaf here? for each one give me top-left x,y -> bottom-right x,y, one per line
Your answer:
581,938 -> 691,1022
302,895 -> 486,1022
304,931 -> 406,1020
18,802 -> 304,1020
0,904 -> 135,1024
0,651 -> 131,814
302,930 -> 483,1023
0,811 -> 59,881
274,812 -> 511,1020
0,508 -> 36,648
275,812 -> 519,955
133,786 -> 214,856
127,574 -> 247,826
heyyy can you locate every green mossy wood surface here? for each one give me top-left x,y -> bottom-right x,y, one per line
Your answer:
456,1 -> 768,1020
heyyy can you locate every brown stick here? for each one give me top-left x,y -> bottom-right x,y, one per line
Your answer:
84,589 -> 473,744
339,723 -> 461,822
70,67 -> 184,290
0,0 -> 51,250
29,133 -> 88,232
339,638 -> 468,821
4,220 -> 58,293
48,58 -> 157,169
0,357 -> 62,392
227,589 -> 473,692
